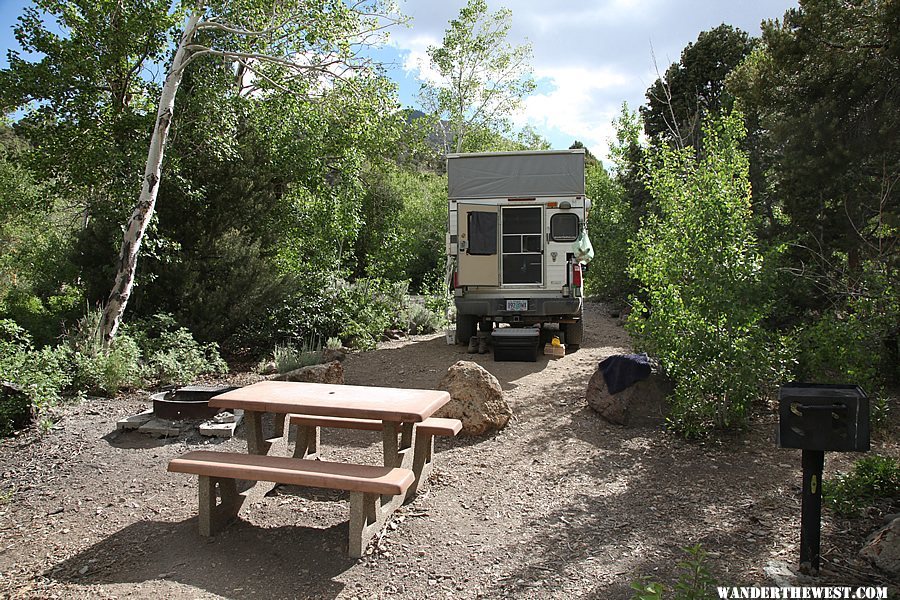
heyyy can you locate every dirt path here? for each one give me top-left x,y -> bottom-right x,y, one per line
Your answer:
1,302 -> 897,599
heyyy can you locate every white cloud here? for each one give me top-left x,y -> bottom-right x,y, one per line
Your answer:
387,0 -> 799,159
513,65 -> 630,156
395,34 -> 441,84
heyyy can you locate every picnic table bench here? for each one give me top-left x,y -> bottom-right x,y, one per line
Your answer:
168,451 -> 414,557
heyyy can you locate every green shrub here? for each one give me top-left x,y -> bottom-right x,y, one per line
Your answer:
0,286 -> 82,347
272,337 -> 323,373
72,335 -> 142,395
66,310 -> 226,393
823,455 -> 900,517
796,311 -> 879,393
241,275 -> 410,353
0,319 -> 72,434
628,113 -> 788,438
584,162 -> 635,300
124,313 -> 227,386
338,278 -> 408,349
405,302 -> 444,335
67,310 -> 142,395
631,545 -> 716,600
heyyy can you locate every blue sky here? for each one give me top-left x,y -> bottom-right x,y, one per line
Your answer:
1,0 -> 799,160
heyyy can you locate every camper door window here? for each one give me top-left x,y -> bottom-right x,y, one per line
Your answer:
467,211 -> 498,255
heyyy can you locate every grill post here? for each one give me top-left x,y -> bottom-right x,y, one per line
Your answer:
799,449 -> 825,575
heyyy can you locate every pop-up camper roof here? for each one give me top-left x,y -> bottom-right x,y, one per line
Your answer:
446,149 -> 585,200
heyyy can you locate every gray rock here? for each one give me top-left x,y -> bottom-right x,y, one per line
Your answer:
258,361 -> 278,375
860,516 -> 900,575
323,347 -> 349,363
436,361 -> 511,435
585,364 -> 671,426
271,361 -> 344,384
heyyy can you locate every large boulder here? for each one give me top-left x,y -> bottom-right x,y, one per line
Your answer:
586,364 -> 671,426
436,361 -> 511,435
860,516 -> 900,576
270,361 -> 344,384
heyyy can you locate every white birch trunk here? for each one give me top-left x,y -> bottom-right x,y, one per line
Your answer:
99,12 -> 202,345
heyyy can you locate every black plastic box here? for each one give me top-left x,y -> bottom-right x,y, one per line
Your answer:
492,328 -> 540,362
778,384 -> 869,452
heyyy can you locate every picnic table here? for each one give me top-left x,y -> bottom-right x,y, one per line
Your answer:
168,381 -> 460,557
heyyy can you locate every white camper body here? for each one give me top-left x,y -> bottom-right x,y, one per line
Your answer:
447,149 -> 590,348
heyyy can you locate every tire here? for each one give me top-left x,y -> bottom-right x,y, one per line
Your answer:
563,318 -> 584,350
456,314 -> 478,345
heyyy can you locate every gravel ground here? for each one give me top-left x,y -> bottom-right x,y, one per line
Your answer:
1,302 -> 897,599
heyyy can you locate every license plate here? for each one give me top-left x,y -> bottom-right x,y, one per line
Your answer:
506,299 -> 528,311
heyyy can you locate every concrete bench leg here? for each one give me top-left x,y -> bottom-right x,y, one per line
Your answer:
198,476 -> 245,536
349,491 -> 388,558
411,432 -> 435,496
292,424 -> 319,459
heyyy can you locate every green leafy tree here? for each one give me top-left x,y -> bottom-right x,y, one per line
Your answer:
1,0 -> 403,344
419,0 -> 536,153
729,0 -> 899,389
0,121 -> 81,344
583,156 -> 632,300
642,24 -> 754,150
628,112 -> 784,437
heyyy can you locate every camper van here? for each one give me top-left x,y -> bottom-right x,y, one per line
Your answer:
447,149 -> 591,349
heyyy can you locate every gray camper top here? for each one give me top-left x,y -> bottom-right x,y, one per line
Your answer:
446,149 -> 586,200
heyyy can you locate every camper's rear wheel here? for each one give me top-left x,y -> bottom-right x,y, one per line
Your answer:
562,318 -> 584,350
456,314 -> 478,345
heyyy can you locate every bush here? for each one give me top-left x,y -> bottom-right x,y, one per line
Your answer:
631,545 -> 716,600
338,278 -> 409,348
69,311 -> 142,395
124,313 -> 227,386
256,275 -> 409,352
584,162 -> 635,300
823,455 -> 900,517
0,319 -> 72,434
72,336 -> 142,395
0,286 -> 82,347
272,336 -> 323,373
405,302 -> 444,335
66,310 -> 227,394
628,113 -> 788,438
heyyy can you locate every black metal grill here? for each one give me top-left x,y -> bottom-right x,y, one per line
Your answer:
777,383 -> 870,576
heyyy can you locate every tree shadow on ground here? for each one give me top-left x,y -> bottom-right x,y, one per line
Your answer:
48,518 -> 351,599
102,428 -> 185,450
480,398 -> 891,597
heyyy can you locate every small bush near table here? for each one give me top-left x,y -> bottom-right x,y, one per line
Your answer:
272,336 -> 323,373
823,455 -> 900,517
631,545 -> 716,600
72,335 -> 142,395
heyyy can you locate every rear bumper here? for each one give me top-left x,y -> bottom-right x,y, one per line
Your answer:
455,296 -> 582,321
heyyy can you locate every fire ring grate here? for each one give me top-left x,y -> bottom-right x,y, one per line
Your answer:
151,384 -> 239,420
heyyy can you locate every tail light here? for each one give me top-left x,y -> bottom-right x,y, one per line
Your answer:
453,271 -> 459,289
572,264 -> 583,287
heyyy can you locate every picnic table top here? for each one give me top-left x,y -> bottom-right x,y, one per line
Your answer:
209,381 -> 451,423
